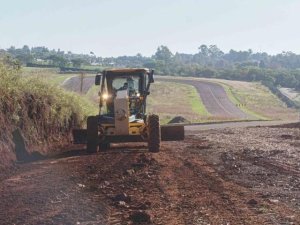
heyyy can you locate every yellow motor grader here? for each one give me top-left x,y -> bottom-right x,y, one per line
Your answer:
73,68 -> 184,152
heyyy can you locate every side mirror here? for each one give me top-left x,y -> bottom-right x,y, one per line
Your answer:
95,74 -> 101,85
149,70 -> 154,83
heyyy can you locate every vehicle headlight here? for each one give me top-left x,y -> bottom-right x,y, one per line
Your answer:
136,93 -> 140,97
102,93 -> 109,100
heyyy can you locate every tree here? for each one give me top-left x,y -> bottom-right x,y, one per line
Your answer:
154,46 -> 173,62
208,45 -> 224,58
22,45 -> 30,55
71,58 -> 86,67
198,45 -> 209,57
47,55 -> 68,67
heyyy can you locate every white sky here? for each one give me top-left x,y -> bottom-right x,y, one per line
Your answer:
0,0 -> 299,57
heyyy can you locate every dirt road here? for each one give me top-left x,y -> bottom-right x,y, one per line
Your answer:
1,123 -> 299,225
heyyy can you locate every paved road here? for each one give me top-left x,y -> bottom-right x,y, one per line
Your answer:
62,76 -> 94,94
157,77 -> 251,119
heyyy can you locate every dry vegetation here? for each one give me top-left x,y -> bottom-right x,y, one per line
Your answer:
0,64 -> 96,168
279,87 -> 300,106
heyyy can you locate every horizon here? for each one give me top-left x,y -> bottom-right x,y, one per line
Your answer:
1,0 -> 300,57
1,43 -> 298,58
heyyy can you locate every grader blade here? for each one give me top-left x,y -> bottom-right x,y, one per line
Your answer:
161,125 -> 185,141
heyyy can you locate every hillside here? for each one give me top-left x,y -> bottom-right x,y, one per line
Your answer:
279,87 -> 300,106
20,68 -> 296,124
21,67 -> 298,124
156,76 -> 299,121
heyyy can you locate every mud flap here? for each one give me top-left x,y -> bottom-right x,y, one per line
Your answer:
161,125 -> 185,141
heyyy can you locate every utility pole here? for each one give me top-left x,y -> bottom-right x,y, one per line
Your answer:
80,72 -> 85,94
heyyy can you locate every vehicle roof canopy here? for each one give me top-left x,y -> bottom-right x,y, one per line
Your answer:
104,68 -> 150,75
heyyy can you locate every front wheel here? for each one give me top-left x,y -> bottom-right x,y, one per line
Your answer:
148,114 -> 161,152
87,116 -> 98,153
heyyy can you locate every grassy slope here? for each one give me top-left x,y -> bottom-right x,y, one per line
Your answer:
221,84 -> 268,120
217,80 -> 299,121
147,81 -> 209,124
158,76 -> 299,121
279,88 -> 300,106
0,64 -> 97,168
22,67 -> 79,85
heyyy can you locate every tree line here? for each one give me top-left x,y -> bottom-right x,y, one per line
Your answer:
1,44 -> 300,91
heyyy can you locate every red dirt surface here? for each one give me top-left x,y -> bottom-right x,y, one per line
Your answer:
0,124 -> 299,225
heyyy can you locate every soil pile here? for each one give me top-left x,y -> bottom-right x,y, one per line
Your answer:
168,116 -> 190,124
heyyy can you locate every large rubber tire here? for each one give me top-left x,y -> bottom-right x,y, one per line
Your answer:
99,142 -> 110,152
148,114 -> 161,152
87,116 -> 98,153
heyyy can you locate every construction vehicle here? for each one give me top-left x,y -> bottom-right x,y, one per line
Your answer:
73,68 -> 184,152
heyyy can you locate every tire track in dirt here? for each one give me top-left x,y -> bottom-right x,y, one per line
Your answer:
0,151 -> 110,225
155,142 -> 269,225
1,125 -> 299,224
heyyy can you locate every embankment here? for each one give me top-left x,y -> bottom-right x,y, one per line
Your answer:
0,63 -> 95,169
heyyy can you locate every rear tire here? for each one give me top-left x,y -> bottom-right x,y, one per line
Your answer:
148,114 -> 161,152
87,116 -> 98,153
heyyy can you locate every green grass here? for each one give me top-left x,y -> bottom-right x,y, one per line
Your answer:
147,81 -> 210,124
221,84 -> 268,120
21,67 -> 59,76
21,67 -> 80,85
156,75 -> 299,121
81,65 -> 104,71
218,80 -> 298,121
86,84 -> 101,102
188,87 -> 209,116
49,74 -> 73,85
